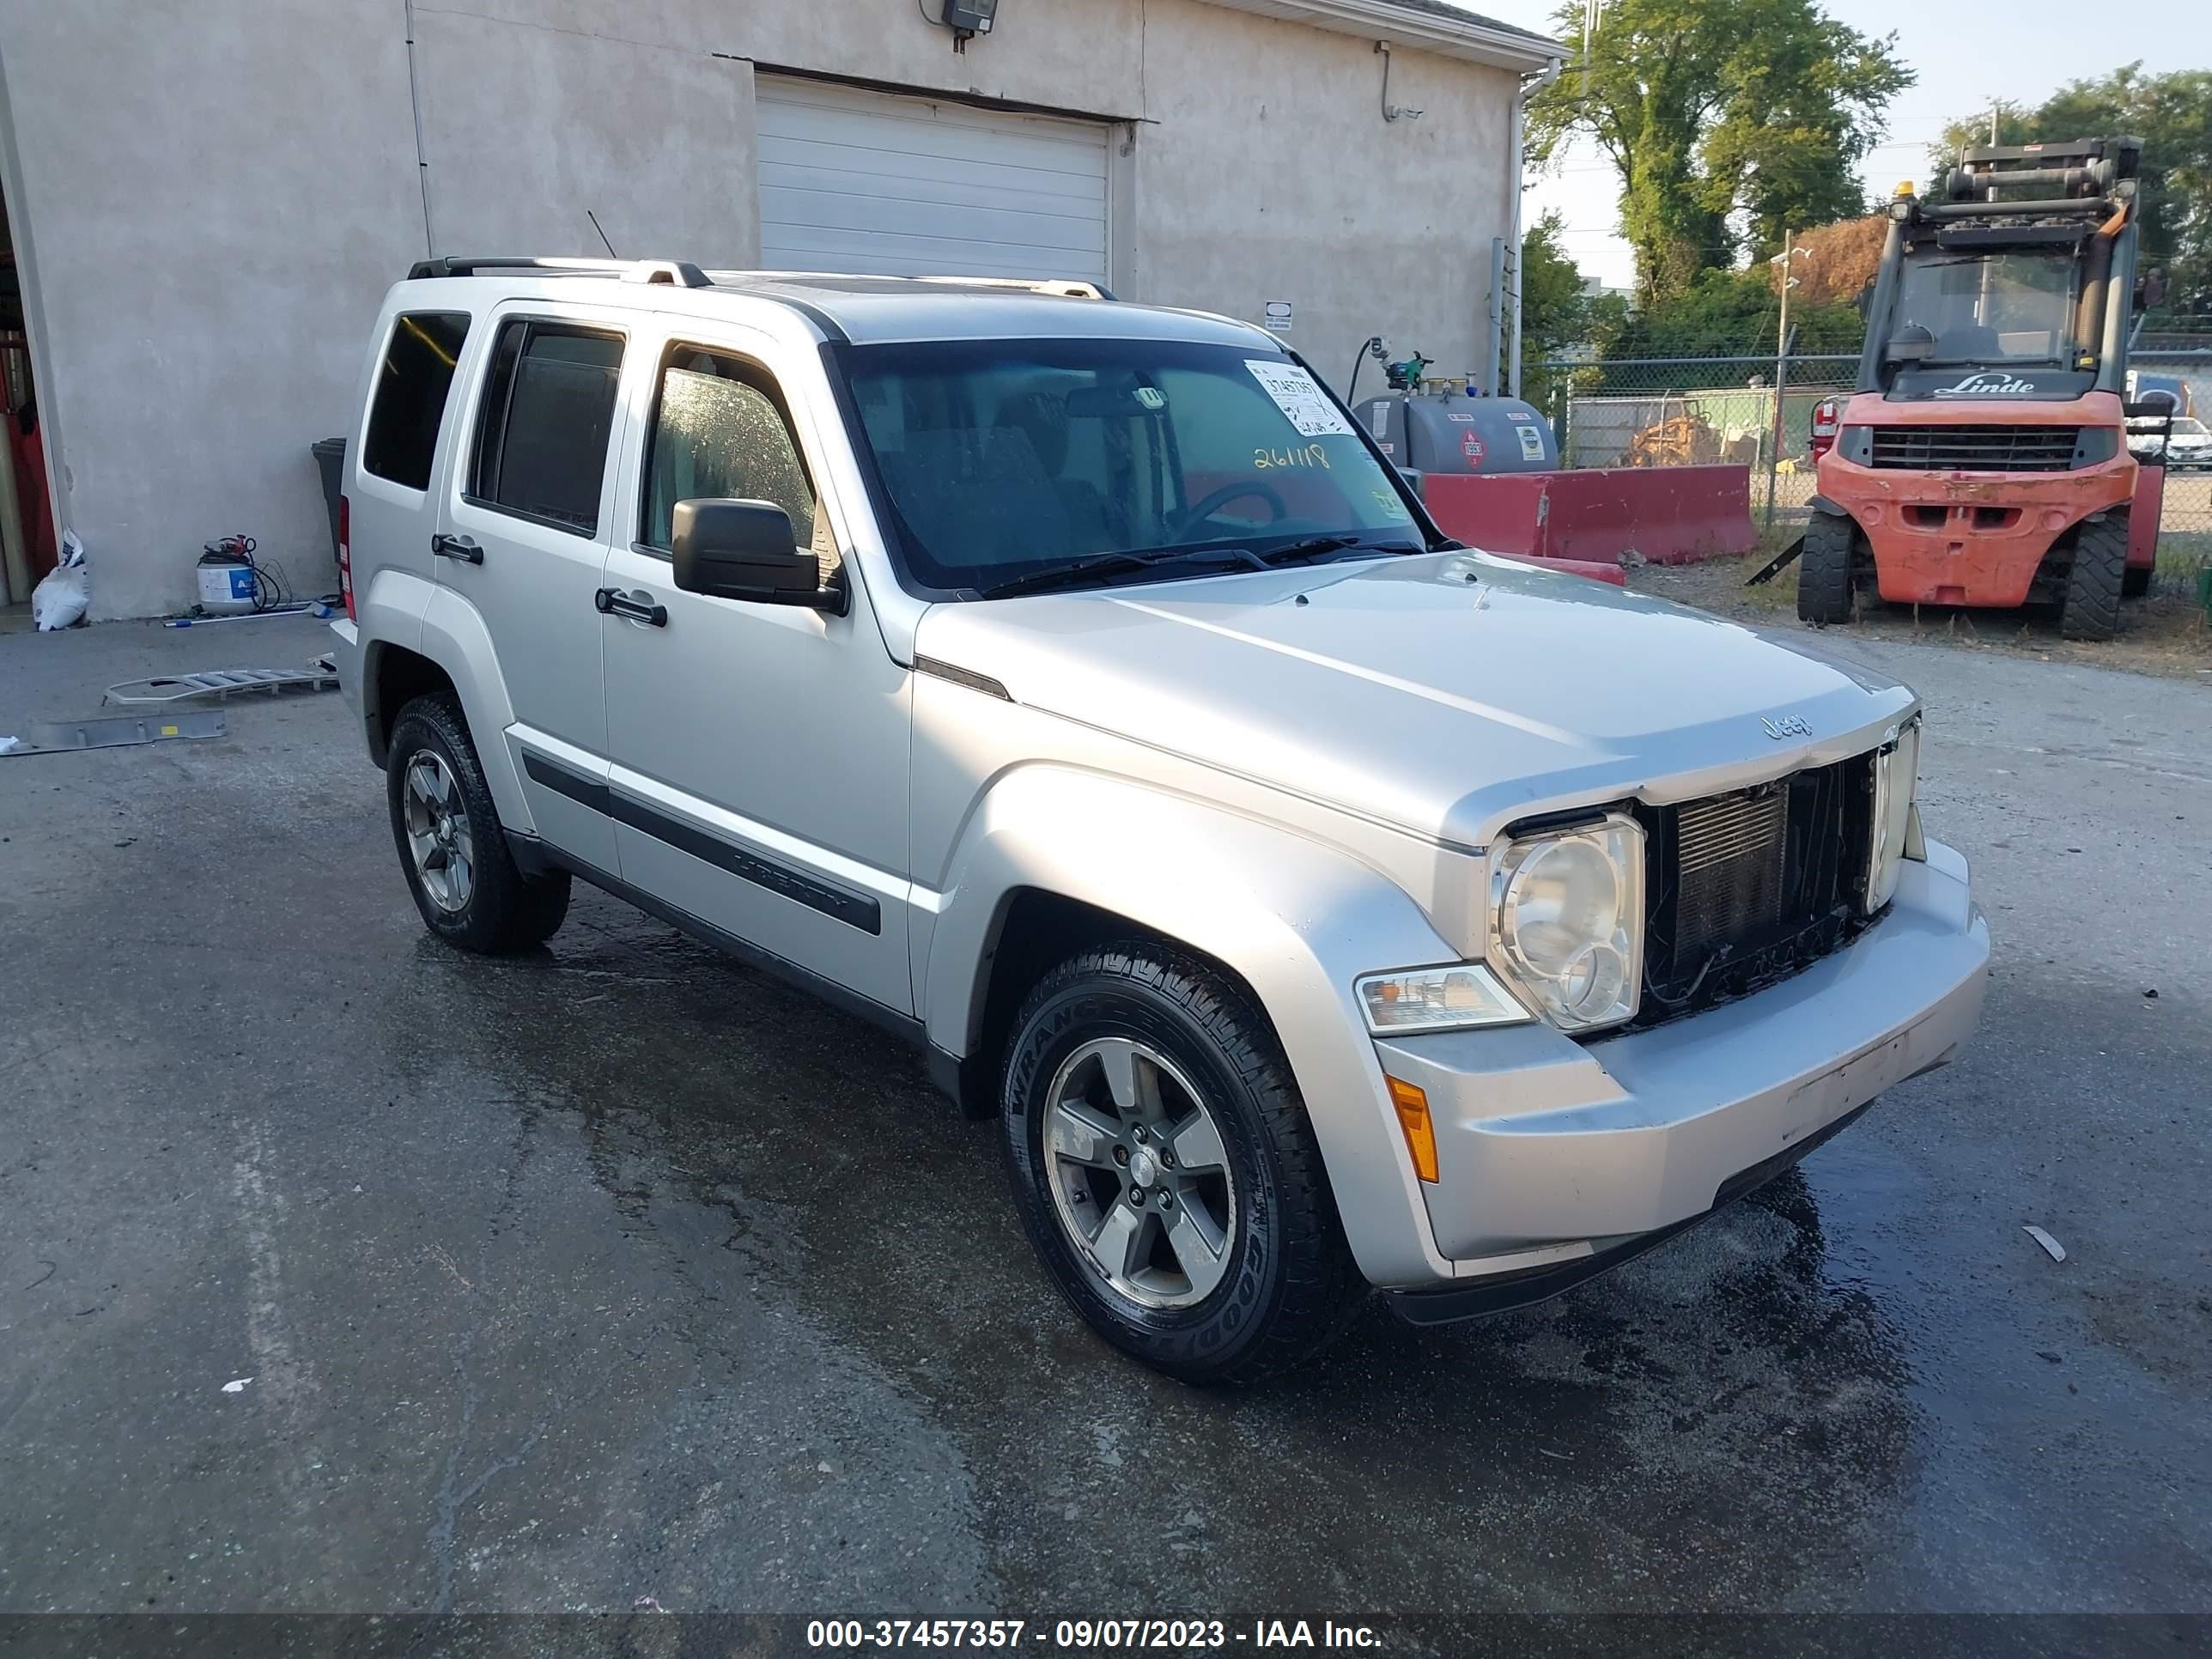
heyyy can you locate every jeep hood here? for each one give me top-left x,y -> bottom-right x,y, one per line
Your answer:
913,552 -> 1915,848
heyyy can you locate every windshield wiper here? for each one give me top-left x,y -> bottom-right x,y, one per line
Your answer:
975,545 -> 1267,599
1254,534 -> 1424,566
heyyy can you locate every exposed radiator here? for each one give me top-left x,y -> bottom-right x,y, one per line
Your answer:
1628,751 -> 1879,1030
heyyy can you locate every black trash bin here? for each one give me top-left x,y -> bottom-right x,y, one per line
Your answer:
311,437 -> 345,560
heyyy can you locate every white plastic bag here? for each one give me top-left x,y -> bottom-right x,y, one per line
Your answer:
32,530 -> 88,631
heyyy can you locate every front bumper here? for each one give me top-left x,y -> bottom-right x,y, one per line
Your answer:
1817,453 -> 2135,607
1370,841 -> 1987,1309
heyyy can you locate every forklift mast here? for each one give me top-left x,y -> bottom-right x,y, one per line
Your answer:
1856,136 -> 2142,398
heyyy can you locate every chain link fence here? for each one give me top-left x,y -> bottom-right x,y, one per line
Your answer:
1528,345 -> 2212,603
2130,349 -> 2212,599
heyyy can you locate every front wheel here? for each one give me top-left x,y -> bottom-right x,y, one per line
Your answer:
1796,513 -> 1858,624
1000,945 -> 1366,1384
2059,513 -> 2127,641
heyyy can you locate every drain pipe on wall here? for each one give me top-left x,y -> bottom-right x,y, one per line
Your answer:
1505,54 -> 1562,399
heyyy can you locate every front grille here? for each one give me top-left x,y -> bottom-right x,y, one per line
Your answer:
1629,752 -> 1878,1030
1870,424 -> 2079,472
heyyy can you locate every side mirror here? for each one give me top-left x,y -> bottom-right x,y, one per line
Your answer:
671,499 -> 836,610
1885,324 -> 1937,364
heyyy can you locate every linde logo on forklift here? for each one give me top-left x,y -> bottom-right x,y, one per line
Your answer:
1927,371 -> 2041,397
1893,364 -> 2094,402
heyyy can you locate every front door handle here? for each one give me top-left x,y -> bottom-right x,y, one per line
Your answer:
431,532 -> 483,564
595,586 -> 668,628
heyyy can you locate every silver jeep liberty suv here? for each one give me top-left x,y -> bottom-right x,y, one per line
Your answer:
333,258 -> 1989,1382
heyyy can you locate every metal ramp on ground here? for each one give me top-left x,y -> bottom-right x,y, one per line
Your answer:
103,664 -> 337,706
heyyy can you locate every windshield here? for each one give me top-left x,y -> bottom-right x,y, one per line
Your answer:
1894,250 -> 2081,366
837,337 -> 1425,593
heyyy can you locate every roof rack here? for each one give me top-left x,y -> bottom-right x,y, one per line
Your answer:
407,256 -> 714,289
903,275 -> 1117,301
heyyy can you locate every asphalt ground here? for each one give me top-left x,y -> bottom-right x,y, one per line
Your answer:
1,611 -> 2205,1651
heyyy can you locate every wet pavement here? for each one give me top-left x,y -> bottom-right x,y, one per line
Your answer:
1,614 -> 2207,1632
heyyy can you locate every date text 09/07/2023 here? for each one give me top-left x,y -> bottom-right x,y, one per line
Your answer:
805,1619 -> 1385,1649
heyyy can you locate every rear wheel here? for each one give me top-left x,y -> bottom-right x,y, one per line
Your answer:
386,693 -> 570,952
2059,513 -> 2127,641
2122,564 -> 2153,599
1796,513 -> 1858,624
1000,944 -> 1366,1384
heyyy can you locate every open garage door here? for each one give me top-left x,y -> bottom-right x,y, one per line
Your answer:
755,78 -> 1109,283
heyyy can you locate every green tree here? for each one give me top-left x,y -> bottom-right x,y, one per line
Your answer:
1589,266 -> 1862,379
1930,64 -> 2212,299
1528,0 -> 1912,307
1516,210 -> 1617,406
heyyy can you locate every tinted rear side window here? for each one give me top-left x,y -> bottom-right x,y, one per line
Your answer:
470,322 -> 623,535
362,312 -> 471,489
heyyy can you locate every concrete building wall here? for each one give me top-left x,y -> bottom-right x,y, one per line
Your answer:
0,0 -> 426,619
1133,1 -> 1518,396
411,11 -> 762,270
0,0 -> 1529,619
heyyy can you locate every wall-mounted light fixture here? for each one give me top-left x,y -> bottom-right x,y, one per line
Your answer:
939,0 -> 1000,51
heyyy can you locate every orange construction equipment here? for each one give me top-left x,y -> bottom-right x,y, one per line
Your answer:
1794,137 -> 2160,640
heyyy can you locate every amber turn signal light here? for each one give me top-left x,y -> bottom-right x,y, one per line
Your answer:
1385,1076 -> 1439,1183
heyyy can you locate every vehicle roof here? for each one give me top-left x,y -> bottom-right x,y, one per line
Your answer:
711,270 -> 1279,347
396,260 -> 1283,349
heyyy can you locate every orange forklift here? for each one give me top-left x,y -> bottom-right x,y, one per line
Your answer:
1784,137 -> 2155,639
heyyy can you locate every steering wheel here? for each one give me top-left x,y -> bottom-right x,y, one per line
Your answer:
1170,480 -> 1290,540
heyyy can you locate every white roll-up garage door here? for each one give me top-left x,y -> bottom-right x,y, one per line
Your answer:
756,78 -> 1109,283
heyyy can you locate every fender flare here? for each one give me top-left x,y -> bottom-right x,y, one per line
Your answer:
349,567 -> 431,768
922,765 -> 1464,1286
412,583 -> 535,835
1808,493 -> 1852,519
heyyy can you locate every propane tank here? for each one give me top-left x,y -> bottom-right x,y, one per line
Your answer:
1356,389 -> 1557,474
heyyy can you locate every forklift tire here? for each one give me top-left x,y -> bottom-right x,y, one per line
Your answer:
2059,514 -> 2127,641
2122,566 -> 2152,599
1796,514 -> 1857,625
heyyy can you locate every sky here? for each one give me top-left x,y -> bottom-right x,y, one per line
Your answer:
1461,0 -> 2212,290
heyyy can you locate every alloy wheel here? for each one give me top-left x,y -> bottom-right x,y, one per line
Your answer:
401,750 -> 476,915
1042,1036 -> 1238,1310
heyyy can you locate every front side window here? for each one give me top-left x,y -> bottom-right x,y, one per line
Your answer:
640,346 -> 818,563
1895,251 -> 2082,365
836,337 -> 1425,593
362,312 -> 471,489
469,321 -> 624,535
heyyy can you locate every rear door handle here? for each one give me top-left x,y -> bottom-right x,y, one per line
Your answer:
431,533 -> 483,564
595,587 -> 667,628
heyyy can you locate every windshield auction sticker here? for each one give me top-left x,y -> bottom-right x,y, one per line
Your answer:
1246,360 -> 1354,438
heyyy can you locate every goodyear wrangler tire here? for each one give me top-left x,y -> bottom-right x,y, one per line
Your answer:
1001,944 -> 1366,1384
1796,512 -> 1857,625
2060,513 -> 2127,641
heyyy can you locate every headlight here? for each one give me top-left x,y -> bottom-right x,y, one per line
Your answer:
1490,816 -> 1644,1033
1865,718 -> 1921,911
1357,963 -> 1528,1036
